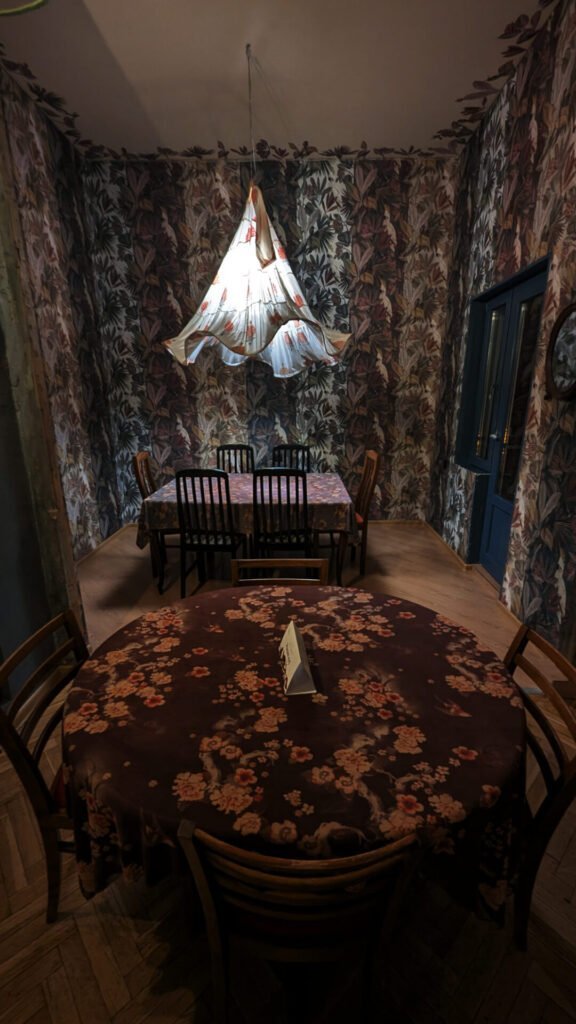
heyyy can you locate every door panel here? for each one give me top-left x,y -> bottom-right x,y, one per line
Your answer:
478,277 -> 545,583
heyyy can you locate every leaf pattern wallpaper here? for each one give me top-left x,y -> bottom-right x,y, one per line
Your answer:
440,0 -> 576,649
0,0 -> 574,653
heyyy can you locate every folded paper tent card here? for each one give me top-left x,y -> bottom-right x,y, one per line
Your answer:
279,620 -> 316,696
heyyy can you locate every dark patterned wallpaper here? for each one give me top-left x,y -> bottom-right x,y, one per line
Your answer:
440,0 -> 576,648
0,0 -> 574,655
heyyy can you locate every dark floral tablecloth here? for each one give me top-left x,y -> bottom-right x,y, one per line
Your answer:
63,587 -> 525,916
137,472 -> 353,546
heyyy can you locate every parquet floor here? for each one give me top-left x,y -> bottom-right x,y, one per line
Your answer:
1,522 -> 575,1023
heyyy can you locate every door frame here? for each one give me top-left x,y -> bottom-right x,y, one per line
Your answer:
456,258 -> 549,578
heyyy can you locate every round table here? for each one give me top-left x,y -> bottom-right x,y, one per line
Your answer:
64,586 -> 526,915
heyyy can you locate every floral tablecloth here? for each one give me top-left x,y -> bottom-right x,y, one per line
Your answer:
63,587 -> 525,916
137,472 -> 353,547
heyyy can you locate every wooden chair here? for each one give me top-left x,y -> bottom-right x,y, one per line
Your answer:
176,469 -> 246,596
252,468 -> 312,558
271,443 -> 311,472
178,820 -> 420,1024
503,625 -> 576,949
132,451 -> 179,593
231,557 -> 329,586
348,449 -> 381,576
0,611 -> 87,922
216,443 -> 255,474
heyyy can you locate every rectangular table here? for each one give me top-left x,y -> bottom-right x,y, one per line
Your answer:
140,472 -> 354,582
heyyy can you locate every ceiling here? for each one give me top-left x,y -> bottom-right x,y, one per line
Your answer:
0,0 -> 557,155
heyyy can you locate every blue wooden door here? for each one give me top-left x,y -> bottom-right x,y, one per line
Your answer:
478,275 -> 546,582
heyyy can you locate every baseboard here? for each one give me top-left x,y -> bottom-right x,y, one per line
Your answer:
76,523 -> 137,564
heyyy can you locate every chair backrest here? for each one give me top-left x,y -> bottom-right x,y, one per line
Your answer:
178,819 -> 419,958
176,468 -> 238,545
231,558 -> 329,586
216,444 -> 255,474
132,451 -> 157,499
355,450 -> 381,522
0,611 -> 87,819
271,444 -> 311,472
504,625 -> 576,806
253,469 -> 309,543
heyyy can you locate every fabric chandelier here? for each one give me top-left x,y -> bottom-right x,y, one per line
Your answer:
164,184 -> 350,378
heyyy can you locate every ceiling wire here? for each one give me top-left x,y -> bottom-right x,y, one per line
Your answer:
246,43 -> 257,181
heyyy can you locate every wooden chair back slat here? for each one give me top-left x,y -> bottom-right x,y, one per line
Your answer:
132,451 -> 157,499
216,444 -> 255,473
231,558 -> 329,586
355,450 -> 380,522
503,624 -> 576,949
271,444 -> 311,472
253,469 -> 310,554
178,818 -> 420,1024
176,469 -> 238,547
0,610 -> 86,922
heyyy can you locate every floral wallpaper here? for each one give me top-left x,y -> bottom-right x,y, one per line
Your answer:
440,0 -> 576,650
0,70 -> 102,558
0,0 -> 574,656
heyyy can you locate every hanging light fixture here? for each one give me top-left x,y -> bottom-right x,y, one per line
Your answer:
164,45 -> 350,378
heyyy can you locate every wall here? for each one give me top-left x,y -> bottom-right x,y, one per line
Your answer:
78,156 -> 457,531
439,0 -> 576,648
0,4 -> 574,655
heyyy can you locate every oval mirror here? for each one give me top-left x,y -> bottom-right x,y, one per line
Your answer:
546,303 -> 576,400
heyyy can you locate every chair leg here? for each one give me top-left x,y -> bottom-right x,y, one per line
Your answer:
336,531 -> 347,586
42,830 -> 61,923
359,525 -> 368,575
180,545 -> 188,599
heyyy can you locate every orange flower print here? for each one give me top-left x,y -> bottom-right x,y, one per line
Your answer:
254,707 -> 287,733
245,224 -> 256,242
277,245 -> 286,259
289,746 -> 313,763
144,694 -> 165,708
105,650 -> 130,665
398,611 -> 416,619
192,647 -> 208,655
269,820 -> 298,844
310,765 -> 335,785
234,768 -> 257,786
334,748 -> 371,775
189,666 -> 210,678
283,789 -> 302,807
200,735 -> 222,752
153,637 -> 180,653
246,323 -> 256,338
84,719 -> 109,734
429,793 -> 466,822
339,678 -> 364,695
233,812 -> 262,835
452,746 -> 478,761
480,784 -> 501,808
220,744 -> 243,760
63,712 -> 89,734
396,794 -> 424,815
79,702 -> 98,716
334,775 -> 356,795
377,709 -> 393,720
393,726 -> 426,754
445,674 -> 476,693
200,301 -> 208,312
211,783 -> 253,815
294,294 -> 304,308
224,320 -> 234,333
172,772 -> 206,802
103,701 -> 129,719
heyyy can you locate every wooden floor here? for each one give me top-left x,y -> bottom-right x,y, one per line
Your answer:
1,522 -> 575,1023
